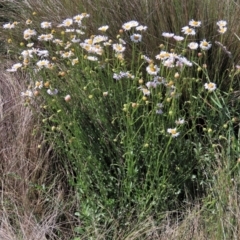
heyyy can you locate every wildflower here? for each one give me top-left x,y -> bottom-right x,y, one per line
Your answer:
41,21 -> 52,28
73,14 -> 83,24
218,27 -> 227,34
64,94 -> 71,102
65,29 -> 75,32
156,103 -> 164,114
153,76 -> 166,84
98,25 -> 109,32
61,51 -> 74,58
155,51 -> 170,60
71,36 -> 81,43
217,20 -> 227,27
163,58 -> 175,68
173,35 -> 184,41
136,25 -> 147,31
176,56 -> 192,67
156,109 -> 163,114
174,72 -> 180,78
71,58 -> 79,65
80,43 -> 92,52
146,64 -> 160,75
27,43 -> 34,47
34,81 -> 43,89
119,38 -> 126,45
204,82 -> 217,92
122,20 -> 139,31
6,63 -> 22,72
3,23 -> 15,29
162,32 -> 174,38
76,29 -> 85,34
188,42 -> 198,50
181,26 -> 196,35
139,87 -> 150,96
103,91 -> 108,97
175,118 -> 185,125
142,55 -> 152,63
130,33 -> 142,43
23,28 -> 37,40
37,50 -> 49,58
87,56 -> 98,61
53,39 -> 64,46
36,59 -> 50,69
21,90 -> 33,97
146,80 -> 159,89
58,18 -> 73,27
73,13 -> 89,24
200,39 -> 212,50
189,20 -> 201,27
112,43 -> 126,53
47,89 -> 58,95
93,35 -> 108,44
38,34 -> 54,41
26,19 -> 32,25
167,128 -> 180,137
113,71 -> 134,80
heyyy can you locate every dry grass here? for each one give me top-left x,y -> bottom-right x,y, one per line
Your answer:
0,64 -> 79,239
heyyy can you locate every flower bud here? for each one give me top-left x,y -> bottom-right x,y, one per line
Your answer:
64,94 -> 71,102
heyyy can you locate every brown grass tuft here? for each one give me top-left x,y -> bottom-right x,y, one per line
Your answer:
0,64 -> 79,239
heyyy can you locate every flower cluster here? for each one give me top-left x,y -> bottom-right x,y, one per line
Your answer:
3,14 -> 226,142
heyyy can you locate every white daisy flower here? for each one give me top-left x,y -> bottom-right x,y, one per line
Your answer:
204,82 -> 217,92
36,59 -> 50,69
73,14 -> 83,23
173,35 -> 184,41
26,19 -> 32,25
87,56 -> 98,61
138,87 -> 150,96
47,89 -> 58,95
98,25 -> 109,32
61,51 -> 74,58
71,58 -> 79,65
130,33 -> 142,43
218,27 -> 227,34
37,50 -> 49,57
112,43 -> 126,53
38,34 -> 54,41
136,25 -> 147,31
163,58 -> 175,68
188,42 -> 198,50
176,56 -> 193,67
200,39 -> 212,50
146,64 -> 160,75
41,21 -> 52,29
122,20 -> 139,31
181,26 -> 196,35
93,35 -> 108,44
6,63 -> 22,72
58,18 -> 73,27
217,20 -> 227,27
26,43 -> 34,47
162,32 -> 174,38
3,23 -> 15,29
167,128 -> 180,137
175,118 -> 185,125
21,90 -> 33,97
155,51 -> 170,60
23,29 -> 37,40
189,20 -> 201,27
